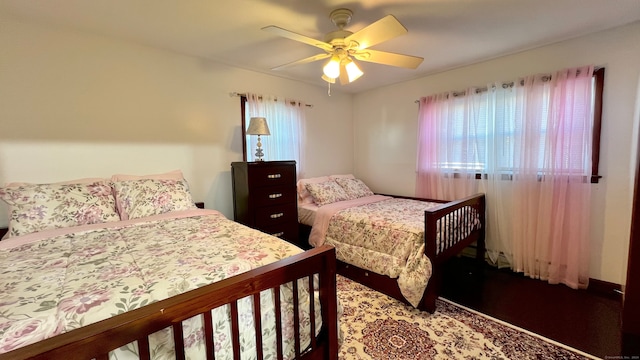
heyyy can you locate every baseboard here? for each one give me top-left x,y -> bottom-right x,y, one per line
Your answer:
587,278 -> 622,300
457,246 -> 622,300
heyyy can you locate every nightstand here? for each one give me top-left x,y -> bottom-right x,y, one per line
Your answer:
231,161 -> 300,246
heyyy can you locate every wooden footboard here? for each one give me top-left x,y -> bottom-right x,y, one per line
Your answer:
0,245 -> 339,360
420,193 -> 486,312
424,193 -> 486,263
299,193 -> 486,314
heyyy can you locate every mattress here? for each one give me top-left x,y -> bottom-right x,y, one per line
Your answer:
298,202 -> 320,226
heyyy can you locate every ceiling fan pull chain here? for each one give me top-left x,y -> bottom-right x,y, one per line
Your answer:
327,81 -> 332,96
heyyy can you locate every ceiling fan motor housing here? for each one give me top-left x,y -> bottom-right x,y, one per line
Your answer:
330,8 -> 353,29
325,9 -> 356,50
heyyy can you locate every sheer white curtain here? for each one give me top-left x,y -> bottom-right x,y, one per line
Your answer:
416,65 -> 594,288
246,93 -> 306,177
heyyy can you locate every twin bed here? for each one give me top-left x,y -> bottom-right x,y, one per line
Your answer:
297,175 -> 486,313
0,170 -> 485,359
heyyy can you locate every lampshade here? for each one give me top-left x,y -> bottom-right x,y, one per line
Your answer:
345,59 -> 364,83
321,56 -> 363,85
321,74 -> 336,84
246,117 -> 270,135
322,55 -> 341,79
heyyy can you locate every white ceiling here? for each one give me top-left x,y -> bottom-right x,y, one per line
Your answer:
1,0 -> 639,93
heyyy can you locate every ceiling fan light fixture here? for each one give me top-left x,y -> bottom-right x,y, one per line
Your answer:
322,55 -> 341,79
344,58 -> 363,83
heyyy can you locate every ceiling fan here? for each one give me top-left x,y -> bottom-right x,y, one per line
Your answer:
262,8 -> 424,85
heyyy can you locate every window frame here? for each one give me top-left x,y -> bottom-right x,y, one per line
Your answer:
590,67 -> 604,183
240,95 -> 249,161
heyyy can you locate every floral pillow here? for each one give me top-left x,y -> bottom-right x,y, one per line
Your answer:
305,181 -> 350,206
0,181 -> 119,237
113,179 -> 196,220
335,177 -> 374,199
297,176 -> 330,204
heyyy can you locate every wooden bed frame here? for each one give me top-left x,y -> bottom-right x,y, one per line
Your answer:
300,193 -> 486,313
0,245 -> 339,360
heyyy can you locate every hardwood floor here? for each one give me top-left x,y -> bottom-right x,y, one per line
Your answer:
440,256 -> 623,359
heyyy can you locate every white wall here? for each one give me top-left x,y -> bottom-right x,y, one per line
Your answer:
352,21 -> 640,285
0,18 -> 353,220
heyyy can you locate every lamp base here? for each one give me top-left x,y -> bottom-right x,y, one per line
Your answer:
254,151 -> 264,161
254,137 -> 264,161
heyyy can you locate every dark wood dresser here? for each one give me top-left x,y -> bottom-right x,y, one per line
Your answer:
231,161 -> 299,246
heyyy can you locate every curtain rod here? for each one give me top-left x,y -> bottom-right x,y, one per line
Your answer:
229,92 -> 313,108
414,66 -> 603,104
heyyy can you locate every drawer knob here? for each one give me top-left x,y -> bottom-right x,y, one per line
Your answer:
268,193 -> 283,199
267,174 -> 282,179
270,212 -> 284,219
272,232 -> 284,237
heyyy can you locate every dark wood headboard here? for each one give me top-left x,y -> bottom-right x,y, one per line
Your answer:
0,202 -> 205,241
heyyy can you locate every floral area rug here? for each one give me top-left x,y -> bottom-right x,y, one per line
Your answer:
336,275 -> 600,360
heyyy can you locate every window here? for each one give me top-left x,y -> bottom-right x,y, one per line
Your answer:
240,94 -> 306,175
416,66 -> 602,288
418,67 -> 603,183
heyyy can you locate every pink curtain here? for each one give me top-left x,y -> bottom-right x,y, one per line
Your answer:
415,90 -> 483,201
511,66 -> 593,288
416,66 -> 594,289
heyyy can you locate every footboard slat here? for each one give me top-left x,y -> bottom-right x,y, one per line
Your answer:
308,274 -> 317,350
173,322 -> 186,360
293,279 -> 301,358
230,301 -> 240,360
274,285 -> 284,360
138,336 -> 150,360
0,246 -> 338,360
203,311 -> 215,360
252,293 -> 264,360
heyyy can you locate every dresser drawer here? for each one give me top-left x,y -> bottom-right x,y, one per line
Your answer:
248,165 -> 296,188
253,186 -> 296,206
255,203 -> 297,227
258,222 -> 299,244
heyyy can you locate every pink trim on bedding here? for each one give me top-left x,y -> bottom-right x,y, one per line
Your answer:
0,209 -> 222,251
309,195 -> 391,247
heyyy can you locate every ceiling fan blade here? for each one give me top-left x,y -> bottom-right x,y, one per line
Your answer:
344,15 -> 407,50
353,49 -> 423,69
262,25 -> 333,52
271,53 -> 331,71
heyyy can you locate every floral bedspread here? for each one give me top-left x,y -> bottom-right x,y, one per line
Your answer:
0,209 -> 322,359
320,198 -> 443,307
